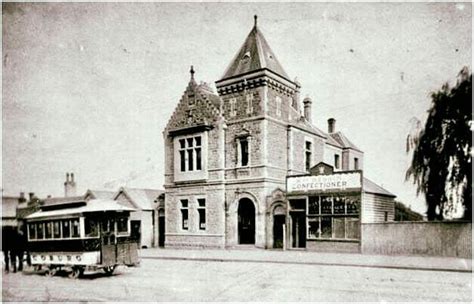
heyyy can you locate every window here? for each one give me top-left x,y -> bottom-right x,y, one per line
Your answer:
117,218 -> 128,235
181,199 -> 189,230
71,219 -> 80,238
85,217 -> 99,237
62,220 -> 70,238
305,141 -> 312,172
197,198 -> 206,230
334,154 -> 340,169
354,157 -> 359,170
276,96 -> 282,117
37,223 -> 44,239
246,93 -> 253,114
45,222 -> 52,239
53,221 -> 61,238
28,223 -> 37,240
230,98 -> 236,117
179,136 -> 202,172
384,211 -> 389,222
239,138 -> 249,166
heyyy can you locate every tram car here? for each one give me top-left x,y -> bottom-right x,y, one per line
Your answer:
25,199 -> 139,278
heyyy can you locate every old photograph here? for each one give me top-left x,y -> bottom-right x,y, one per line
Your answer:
2,2 -> 472,302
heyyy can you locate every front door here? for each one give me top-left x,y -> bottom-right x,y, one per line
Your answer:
238,199 -> 255,244
273,215 -> 285,249
130,220 -> 141,247
291,212 -> 306,248
158,216 -> 165,247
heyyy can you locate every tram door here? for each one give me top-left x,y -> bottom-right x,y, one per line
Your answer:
101,218 -> 117,266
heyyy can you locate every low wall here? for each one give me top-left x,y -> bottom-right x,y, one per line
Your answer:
361,221 -> 472,258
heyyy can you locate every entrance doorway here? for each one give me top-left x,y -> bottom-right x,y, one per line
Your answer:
273,215 -> 285,248
158,209 -> 165,247
238,198 -> 255,244
291,212 -> 306,248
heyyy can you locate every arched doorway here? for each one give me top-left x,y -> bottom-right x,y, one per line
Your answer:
158,209 -> 165,247
273,205 -> 286,249
238,198 -> 255,244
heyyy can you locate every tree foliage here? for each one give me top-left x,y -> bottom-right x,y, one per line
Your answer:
406,67 -> 472,221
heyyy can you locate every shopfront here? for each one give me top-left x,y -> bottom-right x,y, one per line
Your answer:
286,163 -> 363,252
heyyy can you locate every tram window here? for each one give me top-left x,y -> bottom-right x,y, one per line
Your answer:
45,222 -> 53,239
37,223 -> 44,239
28,223 -> 37,240
62,220 -> 70,238
117,218 -> 128,234
71,219 -> 80,238
53,221 -> 61,238
85,218 -> 99,237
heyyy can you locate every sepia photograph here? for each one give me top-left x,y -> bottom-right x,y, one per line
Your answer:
2,1 -> 472,302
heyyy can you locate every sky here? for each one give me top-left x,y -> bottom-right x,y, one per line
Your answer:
2,2 -> 471,216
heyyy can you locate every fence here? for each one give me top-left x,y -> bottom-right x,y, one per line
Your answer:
361,221 -> 472,258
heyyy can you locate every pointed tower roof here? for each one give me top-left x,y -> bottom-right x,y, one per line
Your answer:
220,16 -> 291,82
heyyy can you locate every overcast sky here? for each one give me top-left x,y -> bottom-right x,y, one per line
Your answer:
2,2 -> 471,215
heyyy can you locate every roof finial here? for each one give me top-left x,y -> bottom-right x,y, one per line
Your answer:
254,15 -> 258,27
190,65 -> 195,80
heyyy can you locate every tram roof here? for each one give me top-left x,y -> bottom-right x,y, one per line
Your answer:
26,199 -> 136,220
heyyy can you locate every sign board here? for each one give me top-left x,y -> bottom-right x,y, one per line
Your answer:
287,172 -> 362,194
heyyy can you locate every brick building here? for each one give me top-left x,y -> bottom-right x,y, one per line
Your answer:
163,17 -> 395,251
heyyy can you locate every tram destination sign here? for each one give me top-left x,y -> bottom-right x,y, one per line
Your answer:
287,172 -> 362,194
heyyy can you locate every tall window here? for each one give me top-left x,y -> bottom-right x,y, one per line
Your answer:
354,157 -> 359,170
246,93 -> 253,114
197,198 -> 206,230
334,154 -> 340,169
180,199 -> 189,230
305,141 -> 312,172
179,136 -> 202,172
230,98 -> 237,117
239,138 -> 249,166
276,96 -> 282,117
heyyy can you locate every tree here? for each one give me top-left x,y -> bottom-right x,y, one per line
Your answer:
406,67 -> 472,221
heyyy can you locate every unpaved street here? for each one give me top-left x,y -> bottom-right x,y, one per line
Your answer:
2,258 -> 472,302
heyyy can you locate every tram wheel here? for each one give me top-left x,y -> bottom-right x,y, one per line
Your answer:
103,265 -> 116,276
68,266 -> 83,279
45,267 -> 57,277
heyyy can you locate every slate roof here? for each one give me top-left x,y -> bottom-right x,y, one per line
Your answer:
220,22 -> 291,82
363,178 -> 396,197
42,196 -> 85,207
115,187 -> 164,211
84,189 -> 115,200
329,132 -> 362,151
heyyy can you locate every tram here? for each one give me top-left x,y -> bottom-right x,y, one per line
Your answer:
25,199 -> 139,278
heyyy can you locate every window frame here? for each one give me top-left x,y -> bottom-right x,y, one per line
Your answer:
180,199 -> 189,231
197,198 -> 206,231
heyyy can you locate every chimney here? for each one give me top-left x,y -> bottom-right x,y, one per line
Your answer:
28,192 -> 34,201
294,78 -> 301,111
64,172 -> 77,197
19,192 -> 26,203
303,96 -> 312,123
328,118 -> 336,133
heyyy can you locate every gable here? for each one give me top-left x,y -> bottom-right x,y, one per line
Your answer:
115,192 -> 136,209
165,81 -> 221,133
310,162 -> 334,175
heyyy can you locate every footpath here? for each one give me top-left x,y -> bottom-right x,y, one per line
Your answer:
140,247 -> 472,273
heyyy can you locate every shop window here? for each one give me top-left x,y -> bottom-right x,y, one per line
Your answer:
346,199 -> 359,214
305,141 -> 312,172
354,157 -> 359,170
197,198 -> 206,230
178,136 -> 202,172
333,218 -> 345,238
181,199 -> 189,230
321,217 -> 332,238
308,196 -> 319,214
346,217 -> 360,239
333,197 -> 345,214
334,154 -> 340,169
321,196 -> 332,214
290,199 -> 306,211
62,220 -> 70,238
85,218 -> 99,237
308,218 -> 320,238
28,223 -> 36,240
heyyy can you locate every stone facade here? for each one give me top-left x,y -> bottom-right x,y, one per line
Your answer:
162,19 -> 393,251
